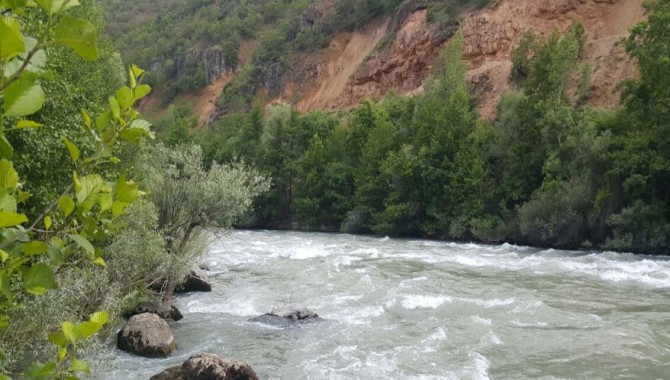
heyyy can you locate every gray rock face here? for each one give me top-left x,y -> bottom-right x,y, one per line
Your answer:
117,313 -> 176,358
175,269 -> 212,293
175,47 -> 232,84
151,353 -> 258,380
124,301 -> 183,321
248,307 -> 324,328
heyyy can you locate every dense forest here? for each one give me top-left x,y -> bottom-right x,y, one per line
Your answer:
1,0 -> 669,377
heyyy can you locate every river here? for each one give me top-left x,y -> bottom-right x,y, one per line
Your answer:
95,230 -> 670,379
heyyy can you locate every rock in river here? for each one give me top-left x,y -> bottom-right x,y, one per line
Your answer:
117,313 -> 176,358
248,307 -> 324,327
150,353 -> 258,380
175,269 -> 212,293
124,300 -> 183,321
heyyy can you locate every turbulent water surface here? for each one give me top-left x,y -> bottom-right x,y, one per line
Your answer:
96,230 -> 670,379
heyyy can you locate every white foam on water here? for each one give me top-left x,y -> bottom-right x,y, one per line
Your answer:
401,295 -> 453,310
471,315 -> 493,326
458,297 -> 516,308
349,248 -> 381,258
335,305 -> 385,325
464,352 -> 491,380
183,299 -> 261,316
282,245 -> 331,260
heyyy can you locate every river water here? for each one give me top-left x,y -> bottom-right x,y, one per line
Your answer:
96,230 -> 670,379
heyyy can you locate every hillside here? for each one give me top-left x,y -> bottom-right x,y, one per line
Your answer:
100,0 -> 645,123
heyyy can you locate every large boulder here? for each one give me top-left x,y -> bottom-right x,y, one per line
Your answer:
117,313 -> 176,358
248,307 -> 324,328
124,301 -> 183,321
150,353 -> 258,380
175,269 -> 212,293
151,270 -> 212,294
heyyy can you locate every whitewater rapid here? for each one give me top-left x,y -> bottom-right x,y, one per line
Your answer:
95,230 -> 670,379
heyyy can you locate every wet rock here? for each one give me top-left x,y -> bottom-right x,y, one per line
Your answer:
248,307 -> 324,328
117,313 -> 176,358
150,366 -> 182,380
151,353 -> 258,380
175,269 -> 212,293
124,301 -> 183,321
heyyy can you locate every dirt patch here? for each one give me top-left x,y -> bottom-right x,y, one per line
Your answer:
462,0 -> 645,119
194,73 -> 234,127
297,18 -> 390,111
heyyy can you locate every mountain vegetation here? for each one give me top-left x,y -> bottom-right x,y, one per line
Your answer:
1,0 -> 669,377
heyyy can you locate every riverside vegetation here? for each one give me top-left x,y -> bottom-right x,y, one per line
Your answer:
112,0 -> 669,254
175,1 -> 668,255
0,0 -> 669,378
0,0 -> 267,377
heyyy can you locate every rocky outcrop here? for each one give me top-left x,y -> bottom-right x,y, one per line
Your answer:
151,353 -> 258,380
117,313 -> 176,358
124,301 -> 183,321
175,47 -> 233,85
461,0 -> 644,118
248,307 -> 324,328
175,269 -> 212,293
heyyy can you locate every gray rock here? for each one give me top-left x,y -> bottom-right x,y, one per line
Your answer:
117,313 -> 176,358
175,269 -> 212,293
248,307 -> 324,328
150,366 -> 182,380
151,353 -> 258,380
124,301 -> 183,321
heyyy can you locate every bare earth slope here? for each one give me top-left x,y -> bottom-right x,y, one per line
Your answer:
292,0 -> 644,118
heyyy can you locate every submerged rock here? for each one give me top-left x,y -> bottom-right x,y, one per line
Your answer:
124,301 -> 183,321
248,307 -> 324,327
117,313 -> 176,358
151,353 -> 258,380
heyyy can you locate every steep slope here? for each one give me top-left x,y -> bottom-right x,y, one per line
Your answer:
281,0 -> 644,118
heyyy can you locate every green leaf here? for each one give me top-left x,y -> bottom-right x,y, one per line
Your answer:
132,84 -> 151,103
0,249 -> 9,263
16,120 -> 43,130
0,160 -> 18,191
119,119 -> 153,142
109,95 -> 121,120
58,195 -> 75,217
0,211 -> 27,227
62,137 -> 80,163
24,361 -> 57,380
54,15 -> 97,61
34,0 -> 80,15
92,257 -> 105,267
61,321 -> 76,343
0,191 -> 17,212
22,241 -> 48,256
114,175 -> 139,203
0,136 -> 13,160
47,331 -> 66,347
16,190 -> 30,204
75,174 -> 103,203
3,71 -> 44,117
0,0 -> 29,12
75,321 -> 101,339
70,358 -> 89,374
130,64 -> 144,79
68,234 -> 94,257
22,263 -> 57,295
0,17 -> 25,61
98,193 -> 112,213
111,201 -> 127,216
81,109 -> 92,129
0,273 -> 14,304
115,86 -> 132,110
89,311 -> 108,325
0,373 -> 11,380
44,216 -> 52,230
